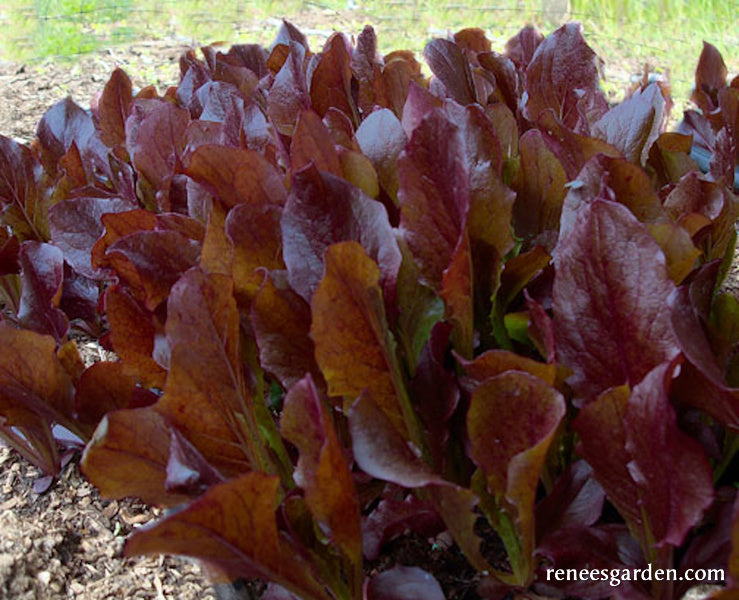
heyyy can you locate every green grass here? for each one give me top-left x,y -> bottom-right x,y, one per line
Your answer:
0,0 -> 736,111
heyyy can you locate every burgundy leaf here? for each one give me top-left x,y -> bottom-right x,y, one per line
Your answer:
349,391 -> 443,488
692,41 -> 728,114
535,525 -> 650,600
125,472 -> 332,600
282,165 -> 401,304
553,200 -> 679,402
267,41 -> 310,136
504,25 -> 544,70
309,33 -> 355,120
523,23 -> 606,132
669,284 -> 739,430
423,39 -> 476,105
398,109 -> 468,291
365,565 -> 445,600
36,97 -> 96,175
575,362 -> 714,548
535,460 -> 605,542
0,136 -> 44,241
96,68 -> 133,148
125,99 -> 190,211
252,271 -> 320,391
165,427 -> 225,496
512,129 -> 567,244
18,241 -> 69,341
289,109 -> 341,176
49,196 -> 134,278
281,374 -> 362,562
592,83 -> 665,165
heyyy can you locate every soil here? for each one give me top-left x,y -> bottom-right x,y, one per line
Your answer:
0,30 -> 738,600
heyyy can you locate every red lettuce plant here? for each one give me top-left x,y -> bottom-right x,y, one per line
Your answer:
1,20 -> 738,600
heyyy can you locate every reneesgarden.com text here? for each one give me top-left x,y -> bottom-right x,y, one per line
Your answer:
545,566 -> 725,588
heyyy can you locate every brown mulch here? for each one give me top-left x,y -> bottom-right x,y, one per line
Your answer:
0,30 -> 737,600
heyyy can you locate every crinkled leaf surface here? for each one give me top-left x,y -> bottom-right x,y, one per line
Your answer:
226,203 -> 284,304
467,371 -> 565,567
125,472 -> 332,600
186,144 -> 287,209
281,374 -> 361,562
155,268 -> 254,475
311,242 -> 407,435
553,200 -> 679,401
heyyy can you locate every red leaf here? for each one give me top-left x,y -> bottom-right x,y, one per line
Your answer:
97,68 -> 133,148
349,390 -> 442,488
309,34 -> 355,121
523,23 -> 606,132
535,460 -> 605,542
74,361 -> 156,434
281,375 -> 362,562
226,203 -> 285,305
289,109 -> 342,176
251,271 -> 320,391
81,407 -> 192,507
49,196 -> 134,278
36,97 -> 96,175
365,565 -> 445,600
0,326 -> 75,475
423,39 -> 476,105
311,242 -> 408,435
592,83 -> 665,165
267,42 -> 310,136
504,25 -> 544,70
283,165 -> 401,305
467,372 -> 565,571
106,230 -> 201,310
104,285 -> 166,389
692,41 -> 728,114
185,144 -> 287,209
155,268 -> 254,476
398,109 -> 468,291
18,241 -> 69,341
575,363 -> 714,548
553,200 -> 679,402
362,493 -> 441,560
125,473 -> 332,600
458,349 -> 556,389
0,136 -> 44,241
125,99 -> 189,211
512,129 -> 567,244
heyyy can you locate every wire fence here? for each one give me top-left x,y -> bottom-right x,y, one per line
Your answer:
1,0 -> 737,102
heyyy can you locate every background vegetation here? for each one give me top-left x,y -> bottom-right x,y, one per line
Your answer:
0,0 -> 737,114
